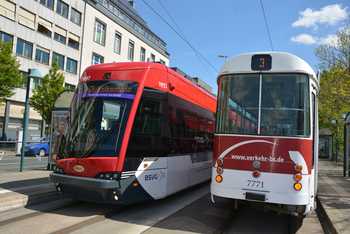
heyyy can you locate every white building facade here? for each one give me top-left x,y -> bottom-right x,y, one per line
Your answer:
82,0 -> 169,72
0,0 -> 169,146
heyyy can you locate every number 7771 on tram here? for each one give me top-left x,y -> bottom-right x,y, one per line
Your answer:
211,52 -> 320,218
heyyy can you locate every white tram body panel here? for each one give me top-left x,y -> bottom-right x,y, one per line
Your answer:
136,154 -> 213,200
212,52 -> 319,217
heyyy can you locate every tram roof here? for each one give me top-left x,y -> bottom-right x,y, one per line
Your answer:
218,52 -> 317,84
83,62 -> 167,72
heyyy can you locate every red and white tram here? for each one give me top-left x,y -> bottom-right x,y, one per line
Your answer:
211,52 -> 320,218
49,62 -> 216,204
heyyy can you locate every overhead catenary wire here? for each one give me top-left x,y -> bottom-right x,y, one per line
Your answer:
142,0 -> 219,78
157,0 -> 215,80
260,0 -> 274,51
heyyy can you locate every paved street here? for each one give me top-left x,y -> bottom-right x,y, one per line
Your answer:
0,153 -> 48,172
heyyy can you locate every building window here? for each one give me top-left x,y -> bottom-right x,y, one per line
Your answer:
128,40 -> 134,61
65,83 -> 75,90
54,26 -> 66,44
52,52 -> 64,69
19,71 -> 28,88
94,19 -> 106,45
32,78 -> 42,90
68,33 -> 79,49
97,0 -> 166,51
151,54 -> 155,62
66,58 -> 77,74
160,60 -> 165,65
56,0 -> 68,18
140,47 -> 145,62
92,53 -> 104,65
16,39 -> 32,58
39,0 -> 53,9
19,8 -> 35,30
114,32 -> 121,54
35,47 -> 49,64
0,0 -> 15,21
0,31 -> 13,43
70,8 -> 81,25
37,18 -> 52,37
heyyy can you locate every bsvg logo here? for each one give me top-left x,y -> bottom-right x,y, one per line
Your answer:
73,165 -> 84,172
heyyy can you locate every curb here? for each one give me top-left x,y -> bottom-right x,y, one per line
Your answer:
316,195 -> 337,234
0,188 -> 63,212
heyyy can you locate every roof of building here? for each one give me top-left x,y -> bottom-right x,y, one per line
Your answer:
110,0 -> 151,31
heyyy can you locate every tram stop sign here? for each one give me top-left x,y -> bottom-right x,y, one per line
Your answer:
48,89 -> 74,170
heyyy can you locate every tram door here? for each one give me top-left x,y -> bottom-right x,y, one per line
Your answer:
345,125 -> 350,176
312,91 -> 318,195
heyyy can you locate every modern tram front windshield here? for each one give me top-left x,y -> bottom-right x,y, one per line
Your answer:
57,80 -> 138,159
216,74 -> 310,136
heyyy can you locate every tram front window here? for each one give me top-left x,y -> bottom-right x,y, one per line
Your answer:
217,75 -> 260,134
261,74 -> 310,136
216,74 -> 310,136
57,80 -> 138,159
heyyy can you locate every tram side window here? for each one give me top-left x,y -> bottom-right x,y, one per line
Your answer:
132,98 -> 161,135
261,74 -> 310,136
184,112 -> 199,138
169,106 -> 182,138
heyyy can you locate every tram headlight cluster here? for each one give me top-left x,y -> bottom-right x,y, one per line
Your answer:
53,165 -> 65,174
55,183 -> 62,192
293,164 -> 303,191
95,172 -> 121,180
215,158 -> 224,183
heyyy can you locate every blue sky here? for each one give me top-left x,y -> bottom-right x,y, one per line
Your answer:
135,0 -> 349,94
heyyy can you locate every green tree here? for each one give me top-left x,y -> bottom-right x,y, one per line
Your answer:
30,58 -> 67,134
314,14 -> 350,73
0,39 -> 22,106
315,12 -> 350,152
318,68 -> 350,150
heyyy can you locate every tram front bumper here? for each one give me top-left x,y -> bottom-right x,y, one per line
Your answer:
49,173 -> 120,189
49,172 -> 153,204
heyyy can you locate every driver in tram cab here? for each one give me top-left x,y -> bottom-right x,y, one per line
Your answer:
265,96 -> 290,135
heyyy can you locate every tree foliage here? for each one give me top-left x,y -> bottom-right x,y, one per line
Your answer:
315,15 -> 350,73
318,68 -> 350,149
315,12 -> 350,152
30,58 -> 67,133
0,39 -> 22,105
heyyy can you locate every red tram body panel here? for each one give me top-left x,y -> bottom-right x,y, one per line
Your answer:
50,62 -> 216,204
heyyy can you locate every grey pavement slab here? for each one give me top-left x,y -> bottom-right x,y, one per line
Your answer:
0,157 -> 349,234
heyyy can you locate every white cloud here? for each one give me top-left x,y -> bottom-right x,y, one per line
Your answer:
318,34 -> 337,45
292,4 -> 347,29
291,34 -> 317,45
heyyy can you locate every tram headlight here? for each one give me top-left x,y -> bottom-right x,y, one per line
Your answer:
215,175 -> 223,183
294,182 -> 302,191
55,183 -> 62,192
294,164 -> 302,173
95,172 -> 121,180
112,190 -> 118,200
216,167 -> 223,174
294,173 -> 302,181
53,165 -> 66,174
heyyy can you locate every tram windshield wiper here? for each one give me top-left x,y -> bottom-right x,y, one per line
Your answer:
80,122 -> 121,159
114,101 -> 127,151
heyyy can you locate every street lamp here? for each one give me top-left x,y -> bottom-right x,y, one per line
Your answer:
20,69 -> 43,172
330,119 -> 338,162
218,55 -> 228,62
